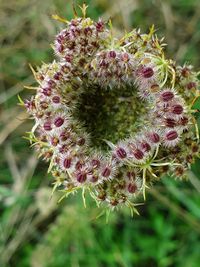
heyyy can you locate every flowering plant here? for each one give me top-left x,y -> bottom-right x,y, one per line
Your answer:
22,5 -> 199,214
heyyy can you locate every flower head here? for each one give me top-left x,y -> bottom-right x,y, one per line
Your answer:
24,7 -> 199,212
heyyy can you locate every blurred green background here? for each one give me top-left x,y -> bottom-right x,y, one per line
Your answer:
0,0 -> 200,266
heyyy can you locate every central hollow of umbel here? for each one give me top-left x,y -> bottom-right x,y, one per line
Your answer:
74,84 -> 147,150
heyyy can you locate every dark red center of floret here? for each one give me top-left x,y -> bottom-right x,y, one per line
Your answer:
51,137 -> 59,146
60,131 -> 70,141
40,101 -> 48,109
172,104 -> 183,115
108,51 -> 117,58
44,121 -> 52,131
63,158 -> 72,168
140,142 -> 151,152
121,52 -> 129,62
52,96 -> 60,103
166,130 -> 178,141
54,72 -> 62,80
54,117 -> 64,127
149,133 -> 160,143
75,161 -> 84,170
102,167 -> 111,177
25,99 -> 35,110
180,116 -> 189,126
42,87 -> 52,96
165,118 -> 177,128
47,79 -> 56,88
76,172 -> 87,183
91,159 -> 101,169
133,149 -> 144,160
187,82 -> 196,90
161,91 -> 174,102
127,183 -> 137,193
116,147 -> 127,159
77,137 -> 86,146
91,175 -> 98,183
96,21 -> 104,32
142,67 -> 154,78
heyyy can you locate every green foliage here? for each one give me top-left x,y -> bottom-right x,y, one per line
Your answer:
0,0 -> 200,267
30,190 -> 200,267
192,96 -> 200,110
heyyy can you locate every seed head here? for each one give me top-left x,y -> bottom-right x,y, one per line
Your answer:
24,11 -> 199,210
